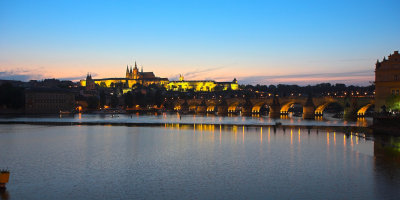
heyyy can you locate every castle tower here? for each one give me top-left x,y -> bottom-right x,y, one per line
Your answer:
126,65 -> 130,79
133,61 -> 139,79
86,72 -> 95,91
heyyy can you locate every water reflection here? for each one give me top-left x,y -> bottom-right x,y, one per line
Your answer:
0,189 -> 9,200
1,112 -> 374,127
0,124 -> 399,199
373,136 -> 400,198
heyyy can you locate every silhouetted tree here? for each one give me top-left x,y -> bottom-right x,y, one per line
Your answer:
87,96 -> 99,109
0,83 -> 25,109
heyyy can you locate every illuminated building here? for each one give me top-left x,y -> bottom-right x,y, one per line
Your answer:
80,62 -> 169,89
375,51 -> 400,111
167,75 -> 238,92
80,64 -> 239,92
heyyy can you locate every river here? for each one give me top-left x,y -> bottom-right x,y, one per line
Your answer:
0,120 -> 399,199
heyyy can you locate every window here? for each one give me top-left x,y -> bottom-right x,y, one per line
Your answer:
395,75 -> 398,81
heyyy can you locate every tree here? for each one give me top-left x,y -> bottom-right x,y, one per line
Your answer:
110,94 -> 119,108
386,95 -> 400,111
87,96 -> 99,109
99,90 -> 106,107
0,83 -> 25,109
99,82 -> 107,88
124,92 -> 134,108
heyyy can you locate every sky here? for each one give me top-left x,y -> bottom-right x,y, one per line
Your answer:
1,0 -> 399,86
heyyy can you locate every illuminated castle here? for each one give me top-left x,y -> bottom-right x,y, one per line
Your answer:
80,63 -> 239,92
80,62 -> 169,89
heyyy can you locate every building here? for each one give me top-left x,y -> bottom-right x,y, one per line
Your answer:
167,75 -> 238,92
375,50 -> 400,112
80,62 -> 169,89
80,63 -> 239,92
25,89 -> 76,114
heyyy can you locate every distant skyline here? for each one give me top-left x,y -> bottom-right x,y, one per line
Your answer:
1,0 -> 400,85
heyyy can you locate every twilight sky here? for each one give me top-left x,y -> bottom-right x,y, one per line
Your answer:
1,0 -> 399,85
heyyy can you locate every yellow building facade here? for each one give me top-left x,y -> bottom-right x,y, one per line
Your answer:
80,66 -> 239,92
167,75 -> 238,92
375,51 -> 400,111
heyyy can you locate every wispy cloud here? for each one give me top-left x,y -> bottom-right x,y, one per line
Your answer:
59,73 -> 98,81
0,69 -> 44,81
307,58 -> 374,63
169,67 -> 224,80
236,70 -> 374,86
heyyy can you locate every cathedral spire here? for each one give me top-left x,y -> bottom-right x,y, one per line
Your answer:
135,61 -> 138,69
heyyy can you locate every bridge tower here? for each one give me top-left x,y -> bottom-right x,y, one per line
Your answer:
303,94 -> 315,119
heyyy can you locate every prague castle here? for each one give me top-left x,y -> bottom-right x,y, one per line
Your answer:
80,62 -> 239,92
375,51 -> 400,111
80,62 -> 169,89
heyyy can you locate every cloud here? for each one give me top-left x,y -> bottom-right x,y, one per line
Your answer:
169,67 -> 224,80
307,58 -> 374,63
59,73 -> 98,81
216,70 -> 374,86
0,69 -> 44,81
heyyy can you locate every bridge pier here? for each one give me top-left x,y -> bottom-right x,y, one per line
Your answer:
180,100 -> 189,113
196,105 -> 207,114
241,98 -> 253,116
269,96 -> 281,118
217,106 -> 228,115
303,94 -> 315,119
196,99 -> 207,114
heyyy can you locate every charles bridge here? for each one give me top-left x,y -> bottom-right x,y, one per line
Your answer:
170,95 -> 374,119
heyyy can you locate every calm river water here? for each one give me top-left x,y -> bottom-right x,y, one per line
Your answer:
0,123 -> 399,199
0,112 -> 373,127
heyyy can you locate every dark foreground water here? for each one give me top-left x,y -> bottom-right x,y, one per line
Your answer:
0,124 -> 399,200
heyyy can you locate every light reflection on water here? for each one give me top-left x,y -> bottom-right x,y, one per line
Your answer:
0,124 -> 399,199
0,113 -> 372,127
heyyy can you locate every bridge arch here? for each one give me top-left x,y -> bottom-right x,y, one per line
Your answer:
228,102 -> 240,113
174,104 -> 181,111
280,101 -> 303,114
315,101 -> 343,116
189,105 -> 197,112
357,104 -> 373,117
207,105 -> 216,113
252,102 -> 268,113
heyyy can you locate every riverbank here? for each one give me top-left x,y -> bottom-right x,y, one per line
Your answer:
371,116 -> 400,136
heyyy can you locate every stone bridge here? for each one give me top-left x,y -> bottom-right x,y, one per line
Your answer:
170,96 -> 374,119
